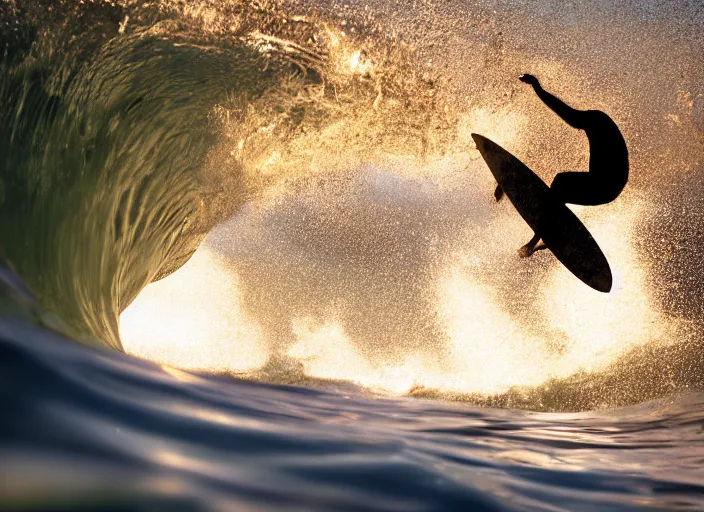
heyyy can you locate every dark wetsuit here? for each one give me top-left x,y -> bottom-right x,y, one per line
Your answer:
511,80 -> 629,256
533,85 -> 629,206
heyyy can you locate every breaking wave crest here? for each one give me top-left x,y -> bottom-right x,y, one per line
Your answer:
1,0 -> 703,410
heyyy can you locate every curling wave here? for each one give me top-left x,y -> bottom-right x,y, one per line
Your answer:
1,0 -> 703,409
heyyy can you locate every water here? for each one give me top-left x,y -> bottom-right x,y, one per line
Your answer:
2,320 -> 703,511
1,0 -> 704,509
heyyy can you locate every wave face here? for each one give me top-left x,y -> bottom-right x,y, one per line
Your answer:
0,0 -> 445,348
1,0 -> 704,410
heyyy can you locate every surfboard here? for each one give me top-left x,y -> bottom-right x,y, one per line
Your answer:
471,133 -> 612,293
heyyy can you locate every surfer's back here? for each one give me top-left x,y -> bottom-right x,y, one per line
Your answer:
582,110 -> 629,189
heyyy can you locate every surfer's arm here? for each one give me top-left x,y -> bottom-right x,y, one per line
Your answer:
520,75 -> 586,129
532,85 -> 586,129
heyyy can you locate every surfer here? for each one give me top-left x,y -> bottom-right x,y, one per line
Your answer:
495,74 -> 629,257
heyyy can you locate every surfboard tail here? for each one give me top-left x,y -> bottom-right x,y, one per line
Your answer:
590,272 -> 613,293
473,132 -> 614,294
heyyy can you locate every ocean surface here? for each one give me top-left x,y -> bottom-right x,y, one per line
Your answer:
2,320 -> 704,511
1,0 -> 704,510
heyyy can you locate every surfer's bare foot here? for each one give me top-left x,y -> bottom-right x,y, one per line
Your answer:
518,239 -> 547,258
519,74 -> 540,87
494,184 -> 504,201
518,243 -> 536,258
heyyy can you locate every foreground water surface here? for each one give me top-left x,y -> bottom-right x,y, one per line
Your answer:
2,320 -> 703,511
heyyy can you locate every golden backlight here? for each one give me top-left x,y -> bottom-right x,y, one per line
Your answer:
121,20 -> 677,395
121,131 -> 673,398
120,248 -> 267,372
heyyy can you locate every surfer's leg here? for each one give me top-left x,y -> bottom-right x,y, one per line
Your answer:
518,172 -> 597,258
518,234 -> 549,258
550,172 -> 604,206
518,172 -> 608,258
518,233 -> 541,258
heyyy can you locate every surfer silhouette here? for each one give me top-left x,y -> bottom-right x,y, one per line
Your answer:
495,74 -> 629,257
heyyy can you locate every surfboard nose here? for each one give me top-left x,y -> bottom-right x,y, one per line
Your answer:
471,133 -> 485,149
471,133 -> 496,156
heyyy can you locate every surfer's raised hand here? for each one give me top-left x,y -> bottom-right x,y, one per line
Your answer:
519,74 -> 540,87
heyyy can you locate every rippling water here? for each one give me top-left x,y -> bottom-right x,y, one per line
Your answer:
1,0 -> 704,509
2,319 -> 703,511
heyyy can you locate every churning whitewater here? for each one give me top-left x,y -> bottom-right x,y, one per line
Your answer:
1,0 -> 703,510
